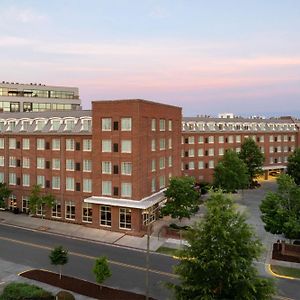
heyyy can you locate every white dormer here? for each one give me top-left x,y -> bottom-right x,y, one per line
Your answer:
6,119 -> 17,131
50,118 -> 63,131
64,117 -> 77,131
80,117 -> 92,131
34,118 -> 47,131
20,118 -> 33,131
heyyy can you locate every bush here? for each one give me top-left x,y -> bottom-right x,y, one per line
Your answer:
0,282 -> 53,300
198,182 -> 211,194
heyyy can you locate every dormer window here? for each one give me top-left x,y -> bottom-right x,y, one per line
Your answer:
8,121 -> 16,131
82,119 -> 92,131
22,120 -> 31,131
0,122 -> 4,131
51,119 -> 61,131
65,119 -> 75,131
36,120 -> 46,131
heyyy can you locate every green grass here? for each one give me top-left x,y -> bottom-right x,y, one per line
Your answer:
156,246 -> 179,256
271,265 -> 300,279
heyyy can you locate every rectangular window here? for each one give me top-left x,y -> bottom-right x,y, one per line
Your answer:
189,161 -> 195,170
0,138 -> 4,149
198,136 -> 204,144
291,135 -> 295,142
36,120 -> 46,131
52,202 -> 61,218
37,175 -> 45,188
83,160 -> 92,172
151,159 -> 156,172
9,138 -> 16,149
100,206 -> 112,227
22,157 -> 30,168
22,196 -> 29,213
208,136 -> 214,143
151,119 -> 156,131
188,136 -> 195,144
83,179 -> 92,193
209,148 -> 214,156
121,117 -> 132,131
168,156 -> 172,167
218,136 -> 224,143
0,172 -> 4,183
269,146 -> 274,153
121,140 -> 132,153
66,177 -> 74,191
52,139 -> 60,150
65,120 -> 75,131
9,173 -> 16,185
52,176 -> 60,189
113,121 -> 119,130
102,118 -> 112,131
159,157 -> 165,169
0,156 -> 4,167
52,158 -> 60,170
83,139 -> 92,151
22,174 -> 30,187
22,138 -> 30,150
151,178 -> 156,192
102,140 -> 112,152
284,135 -> 288,142
159,119 -> 165,131
65,201 -> 75,220
9,156 -> 16,167
168,138 -> 172,149
119,208 -> 131,229
219,148 -> 224,156
269,135 -> 274,142
82,119 -> 92,131
66,159 -> 75,171
228,135 -> 233,143
37,157 -> 45,169
51,120 -> 61,131
198,148 -> 204,157
102,161 -> 112,174
270,157 -> 274,164
159,138 -> 165,150
102,181 -> 112,196
198,161 -> 204,169
236,135 -> 241,143
121,162 -> 132,175
159,175 -> 165,188
151,139 -> 156,151
209,160 -> 214,169
82,203 -> 92,223
66,139 -> 74,151
188,149 -> 194,157
168,120 -> 172,131
36,138 -> 45,150
121,182 -> 132,198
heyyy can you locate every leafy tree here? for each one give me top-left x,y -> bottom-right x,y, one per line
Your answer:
28,184 -> 55,217
168,191 -> 275,300
0,182 -> 11,209
49,246 -> 68,279
93,256 -> 111,288
239,137 -> 264,185
260,174 -> 300,239
214,149 -> 249,192
161,177 -> 199,221
287,148 -> 300,185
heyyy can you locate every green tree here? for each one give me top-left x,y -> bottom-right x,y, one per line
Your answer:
0,182 -> 11,209
161,176 -> 199,221
214,149 -> 249,192
93,256 -> 111,289
260,174 -> 300,239
239,137 -> 264,185
169,191 -> 274,300
287,148 -> 300,185
28,184 -> 55,217
49,246 -> 68,280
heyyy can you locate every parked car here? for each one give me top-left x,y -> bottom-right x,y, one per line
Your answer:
293,240 -> 300,245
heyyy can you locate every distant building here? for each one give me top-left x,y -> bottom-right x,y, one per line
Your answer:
0,82 -> 81,112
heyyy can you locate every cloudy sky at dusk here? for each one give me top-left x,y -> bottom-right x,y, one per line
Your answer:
0,0 -> 300,117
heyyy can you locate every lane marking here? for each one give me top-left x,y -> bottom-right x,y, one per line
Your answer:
0,236 -> 177,278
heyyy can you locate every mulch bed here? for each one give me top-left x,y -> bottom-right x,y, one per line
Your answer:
21,269 -> 156,300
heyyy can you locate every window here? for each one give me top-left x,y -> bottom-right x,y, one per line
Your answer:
151,178 -> 156,192
121,140 -> 132,153
189,161 -> 195,170
168,120 -> 172,131
66,139 -> 75,151
159,138 -> 165,150
188,149 -> 194,157
228,135 -> 233,143
159,157 -> 165,169
37,175 -> 45,188
52,139 -> 60,150
51,120 -> 61,131
121,162 -> 132,175
82,203 -> 92,223
119,208 -> 131,229
159,119 -> 165,131
102,161 -> 112,174
188,136 -> 195,144
159,176 -> 165,188
83,160 -> 92,172
121,117 -> 132,131
0,156 -> 4,167
0,172 -> 4,183
198,136 -> 204,144
270,157 -> 274,164
168,156 -> 172,167
22,196 -> 29,213
236,135 -> 241,143
37,157 -> 45,169
151,139 -> 156,151
151,119 -> 156,131
36,138 -> 45,150
121,182 -> 132,197
52,159 -> 60,170
208,136 -> 214,143
9,138 -> 16,149
278,146 -> 282,153
65,201 -> 75,220
52,176 -> 60,189
209,160 -> 214,169
9,156 -> 16,167
168,138 -> 172,149
269,146 -> 274,153
236,147 -> 241,153
83,179 -> 92,193
22,174 -> 30,187
36,120 -> 46,131
198,149 -> 204,157
218,136 -> 224,143
65,120 -> 75,131
151,159 -> 156,172
269,135 -> 274,142
83,139 -> 92,151
209,148 -> 214,156
100,206 -> 112,227
82,119 -> 92,131
284,135 -> 288,142
102,118 -> 112,131
219,148 -> 224,156
198,161 -> 204,169
66,159 -> 75,171
22,138 -> 30,150
0,138 -> 4,149
102,140 -> 111,152
291,135 -> 295,142
113,121 -> 119,130
102,181 -> 112,196
66,177 -> 74,191
22,157 -> 30,168
52,202 -> 61,218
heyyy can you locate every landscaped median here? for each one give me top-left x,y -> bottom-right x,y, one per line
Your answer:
269,265 -> 300,280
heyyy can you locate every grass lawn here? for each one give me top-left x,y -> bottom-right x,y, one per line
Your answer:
271,265 -> 300,279
156,246 -> 179,256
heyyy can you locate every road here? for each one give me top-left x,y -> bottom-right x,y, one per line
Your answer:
0,223 -> 177,300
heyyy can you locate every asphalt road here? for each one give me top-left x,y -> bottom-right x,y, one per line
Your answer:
0,223 -> 177,300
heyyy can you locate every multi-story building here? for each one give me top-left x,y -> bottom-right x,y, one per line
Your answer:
0,82 -> 81,112
182,116 -> 299,182
0,99 -> 182,235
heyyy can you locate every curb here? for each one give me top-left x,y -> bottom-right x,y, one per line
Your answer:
265,263 -> 300,281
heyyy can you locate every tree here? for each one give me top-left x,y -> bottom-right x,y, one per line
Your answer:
213,149 -> 249,192
28,184 -> 55,217
168,191 -> 274,300
260,174 -> 300,239
49,246 -> 68,279
93,256 -> 111,288
239,137 -> 264,185
0,182 -> 11,209
287,148 -> 300,185
160,176 -> 199,221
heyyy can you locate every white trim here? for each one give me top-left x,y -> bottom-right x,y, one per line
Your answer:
262,165 -> 287,170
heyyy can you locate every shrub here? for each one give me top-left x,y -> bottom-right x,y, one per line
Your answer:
198,182 -> 211,194
0,282 -> 53,300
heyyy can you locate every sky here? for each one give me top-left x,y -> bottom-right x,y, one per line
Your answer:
0,0 -> 300,117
